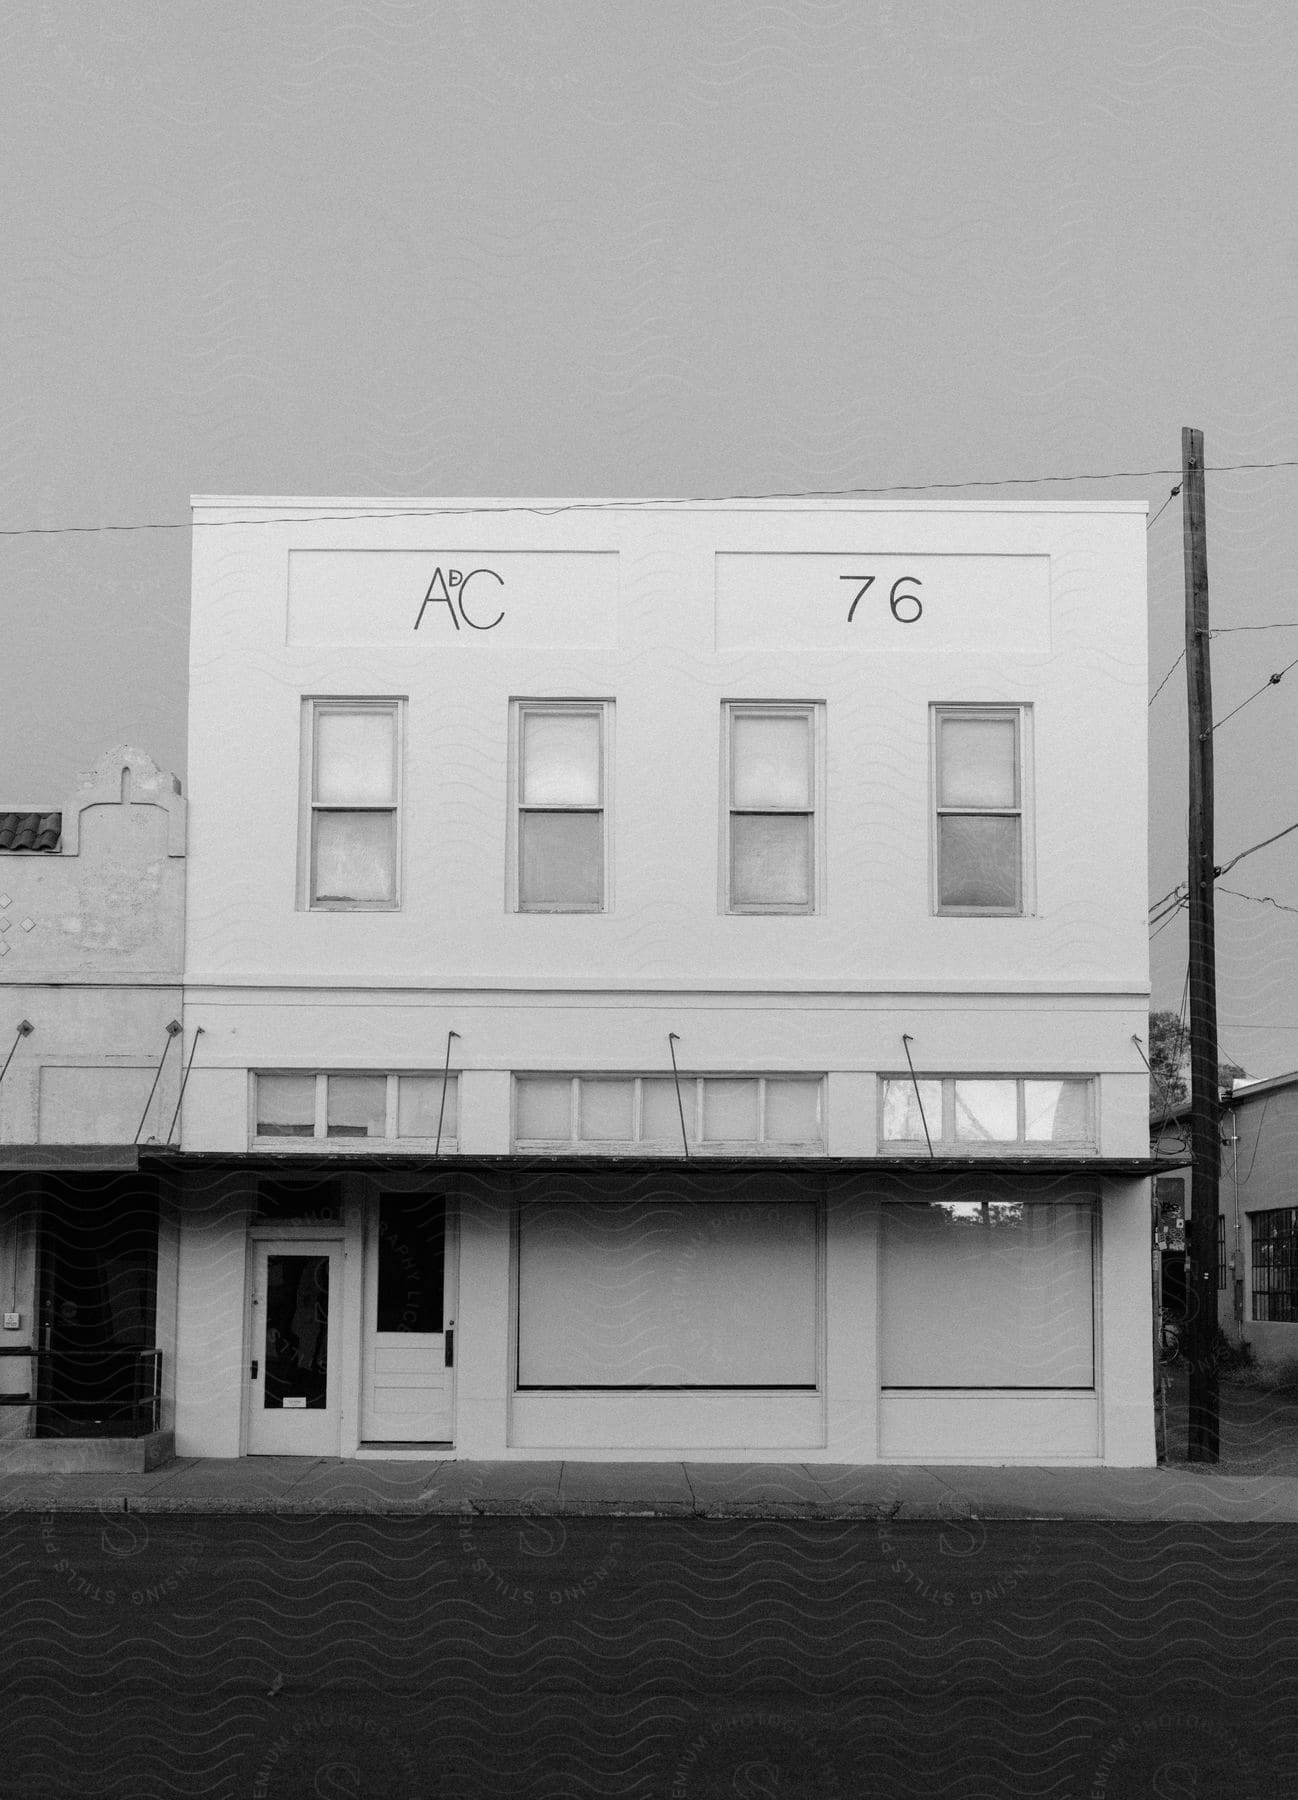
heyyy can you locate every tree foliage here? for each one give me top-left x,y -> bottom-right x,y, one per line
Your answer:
1148,1009 -> 1189,1110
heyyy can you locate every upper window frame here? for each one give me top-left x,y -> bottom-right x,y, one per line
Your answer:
930,702 -> 1034,917
507,699 -> 613,914
298,696 -> 405,912
512,1072 -> 826,1155
250,1070 -> 458,1152
721,700 -> 825,916
878,1073 -> 1098,1155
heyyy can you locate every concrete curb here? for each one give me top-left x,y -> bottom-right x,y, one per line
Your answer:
7,1457 -> 1298,1523
6,1493 -> 1296,1522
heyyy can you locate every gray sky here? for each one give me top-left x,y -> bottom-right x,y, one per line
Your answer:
4,3 -> 1297,1071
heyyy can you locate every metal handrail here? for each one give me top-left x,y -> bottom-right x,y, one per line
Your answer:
0,1345 -> 161,1436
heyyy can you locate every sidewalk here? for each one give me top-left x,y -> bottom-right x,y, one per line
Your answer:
5,1455 -> 1298,1522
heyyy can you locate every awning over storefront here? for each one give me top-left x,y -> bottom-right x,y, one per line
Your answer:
1,1145 -> 139,1172
135,1150 -> 1172,1201
137,1149 -> 1169,1173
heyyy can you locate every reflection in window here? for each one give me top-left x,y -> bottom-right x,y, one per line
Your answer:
880,1076 -> 1095,1152
880,1200 -> 1094,1388
954,1081 -> 1018,1143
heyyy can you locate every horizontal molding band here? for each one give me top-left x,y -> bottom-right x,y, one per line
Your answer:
181,980 -> 1150,1002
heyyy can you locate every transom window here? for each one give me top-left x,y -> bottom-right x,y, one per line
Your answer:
511,701 -> 611,912
879,1076 -> 1096,1152
513,1074 -> 825,1152
932,704 -> 1030,915
723,702 -> 822,913
301,699 -> 403,909
254,1072 -> 458,1148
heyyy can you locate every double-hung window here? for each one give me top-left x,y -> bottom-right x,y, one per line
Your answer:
302,699 -> 403,909
932,704 -> 1029,914
512,702 -> 610,911
724,702 -> 821,913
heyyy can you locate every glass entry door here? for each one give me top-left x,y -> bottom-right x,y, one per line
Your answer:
247,1240 -> 343,1455
361,1192 -> 454,1443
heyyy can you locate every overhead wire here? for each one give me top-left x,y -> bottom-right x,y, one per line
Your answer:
1209,653 -> 1298,735
1238,1092 -> 1273,1186
1150,904 -> 1187,942
1218,886 -> 1298,917
1211,623 -> 1298,635
1146,484 -> 1181,532
0,456 -> 1296,539
1149,651 -> 1185,708
1215,818 -> 1298,880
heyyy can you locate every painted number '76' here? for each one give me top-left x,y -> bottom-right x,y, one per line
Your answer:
840,574 -> 923,623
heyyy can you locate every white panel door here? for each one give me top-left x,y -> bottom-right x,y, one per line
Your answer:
247,1240 -> 343,1456
361,1191 -> 454,1443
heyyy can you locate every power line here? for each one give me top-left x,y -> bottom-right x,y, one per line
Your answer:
1238,1091 -> 1273,1185
1149,650 -> 1185,708
1218,885 -> 1298,917
1150,897 -> 1188,940
1150,876 -> 1187,916
1215,818 -> 1298,879
1149,881 -> 1187,920
1147,483 -> 1181,532
1210,653 -> 1298,734
1153,626 -> 1298,708
2,457 -> 1297,540
1211,623 -> 1298,635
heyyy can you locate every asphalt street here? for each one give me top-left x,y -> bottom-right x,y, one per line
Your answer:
1,1512 -> 1292,1798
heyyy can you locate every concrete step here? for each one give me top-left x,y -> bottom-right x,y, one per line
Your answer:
0,1429 -> 173,1473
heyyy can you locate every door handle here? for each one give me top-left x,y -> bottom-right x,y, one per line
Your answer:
250,1360 -> 259,1381
444,1327 -> 454,1369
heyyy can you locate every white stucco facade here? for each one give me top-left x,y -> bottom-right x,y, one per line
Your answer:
174,496 -> 1154,1465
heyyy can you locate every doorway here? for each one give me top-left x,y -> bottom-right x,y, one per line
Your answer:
360,1188 -> 455,1443
247,1239 -> 343,1456
35,1175 -> 159,1438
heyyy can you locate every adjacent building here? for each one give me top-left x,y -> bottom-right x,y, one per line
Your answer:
1153,1073 -> 1298,1365
163,494 -> 1156,1465
0,747 -> 185,1466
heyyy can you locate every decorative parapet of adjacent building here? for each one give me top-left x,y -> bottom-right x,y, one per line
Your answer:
0,745 -> 186,1149
0,745 -> 185,979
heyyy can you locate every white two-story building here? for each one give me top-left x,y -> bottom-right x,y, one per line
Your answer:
166,495 -> 1155,1465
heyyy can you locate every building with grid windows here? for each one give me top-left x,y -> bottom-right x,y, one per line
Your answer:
1153,1072 -> 1298,1364
165,495 -> 1157,1464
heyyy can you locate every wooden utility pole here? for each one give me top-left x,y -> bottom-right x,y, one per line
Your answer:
1182,425 -> 1220,1461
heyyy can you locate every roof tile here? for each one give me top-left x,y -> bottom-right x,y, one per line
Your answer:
0,812 -> 61,853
